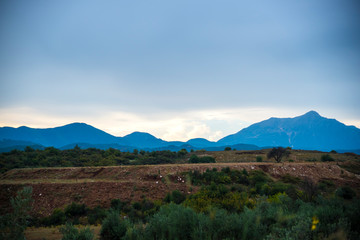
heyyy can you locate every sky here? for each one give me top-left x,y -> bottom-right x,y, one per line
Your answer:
0,0 -> 359,141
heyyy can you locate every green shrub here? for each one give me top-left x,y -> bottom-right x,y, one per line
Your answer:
280,174 -> 301,184
65,202 -> 87,218
110,199 -> 127,211
336,186 -> 356,200
164,190 -> 186,204
60,222 -> 94,240
318,179 -> 335,192
0,186 -> 33,240
189,155 -> 215,163
100,210 -> 127,240
145,204 -> 199,240
224,147 -> 231,151
42,208 -> 66,226
87,206 -> 107,225
321,154 -> 335,162
256,156 -> 263,162
249,170 -> 272,186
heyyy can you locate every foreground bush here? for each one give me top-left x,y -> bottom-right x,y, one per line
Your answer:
100,210 -> 127,240
60,222 -> 94,240
0,186 -> 33,240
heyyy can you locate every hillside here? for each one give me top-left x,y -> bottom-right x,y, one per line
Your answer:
1,161 -> 359,217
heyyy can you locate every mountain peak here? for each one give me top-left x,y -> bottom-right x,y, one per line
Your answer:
302,110 -> 321,118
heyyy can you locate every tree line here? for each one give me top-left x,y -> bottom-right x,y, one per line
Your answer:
0,146 -> 216,173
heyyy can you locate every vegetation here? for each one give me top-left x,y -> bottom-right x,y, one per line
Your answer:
47,189 -> 359,240
1,147 -> 359,239
267,147 -> 290,163
0,186 -> 33,240
321,154 -> 335,162
1,166 -> 355,240
188,154 -> 216,163
0,147 -> 194,173
60,222 -> 94,240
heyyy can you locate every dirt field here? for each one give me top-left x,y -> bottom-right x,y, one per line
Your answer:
1,160 -> 359,217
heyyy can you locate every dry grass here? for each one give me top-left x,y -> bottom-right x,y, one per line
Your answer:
25,225 -> 101,240
205,149 -> 359,163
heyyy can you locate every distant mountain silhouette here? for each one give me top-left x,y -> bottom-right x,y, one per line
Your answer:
120,132 -> 169,148
217,111 -> 360,151
186,138 -> 216,148
1,111 -> 359,152
0,139 -> 44,153
0,123 -> 118,147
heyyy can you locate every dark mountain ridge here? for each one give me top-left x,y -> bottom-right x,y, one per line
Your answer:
1,111 -> 359,152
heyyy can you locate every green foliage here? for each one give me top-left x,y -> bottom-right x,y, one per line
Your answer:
300,178 -> 318,202
188,167 -> 249,186
87,206 -> 107,225
110,199 -> 127,211
145,203 -> 199,240
184,183 -> 252,213
318,179 -> 335,192
60,222 -> 94,240
100,210 -> 127,240
164,190 -> 186,204
224,147 -> 232,151
256,156 -> 263,162
336,186 -> 356,200
42,208 -> 66,226
280,174 -> 301,184
189,154 -> 216,163
0,148 -> 190,172
249,170 -> 272,186
65,202 -> 87,218
0,186 -> 33,240
321,154 -> 335,162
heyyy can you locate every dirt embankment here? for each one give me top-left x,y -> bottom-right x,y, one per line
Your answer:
0,162 -> 359,217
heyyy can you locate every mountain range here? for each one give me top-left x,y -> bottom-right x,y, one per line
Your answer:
1,111 -> 359,153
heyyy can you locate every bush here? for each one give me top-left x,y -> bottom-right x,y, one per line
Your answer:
65,202 -> 87,218
100,210 -> 127,240
42,208 -> 66,226
0,186 -> 33,240
256,156 -> 263,162
110,199 -> 127,211
164,190 -> 186,204
145,204 -> 199,240
336,186 -> 356,200
189,155 -> 215,163
224,147 -> 231,151
60,222 -> 94,240
321,154 -> 334,162
87,206 -> 107,225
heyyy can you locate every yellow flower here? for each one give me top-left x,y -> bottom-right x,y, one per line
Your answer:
311,216 -> 319,231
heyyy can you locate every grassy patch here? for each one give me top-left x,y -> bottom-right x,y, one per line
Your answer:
339,161 -> 360,175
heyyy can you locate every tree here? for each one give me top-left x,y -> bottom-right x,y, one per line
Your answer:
267,147 -> 290,163
100,210 -> 127,240
0,186 -> 33,240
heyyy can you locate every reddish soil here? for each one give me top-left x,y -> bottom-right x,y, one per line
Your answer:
0,162 -> 359,217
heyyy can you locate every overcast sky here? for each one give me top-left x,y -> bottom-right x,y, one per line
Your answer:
1,0 -> 359,141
